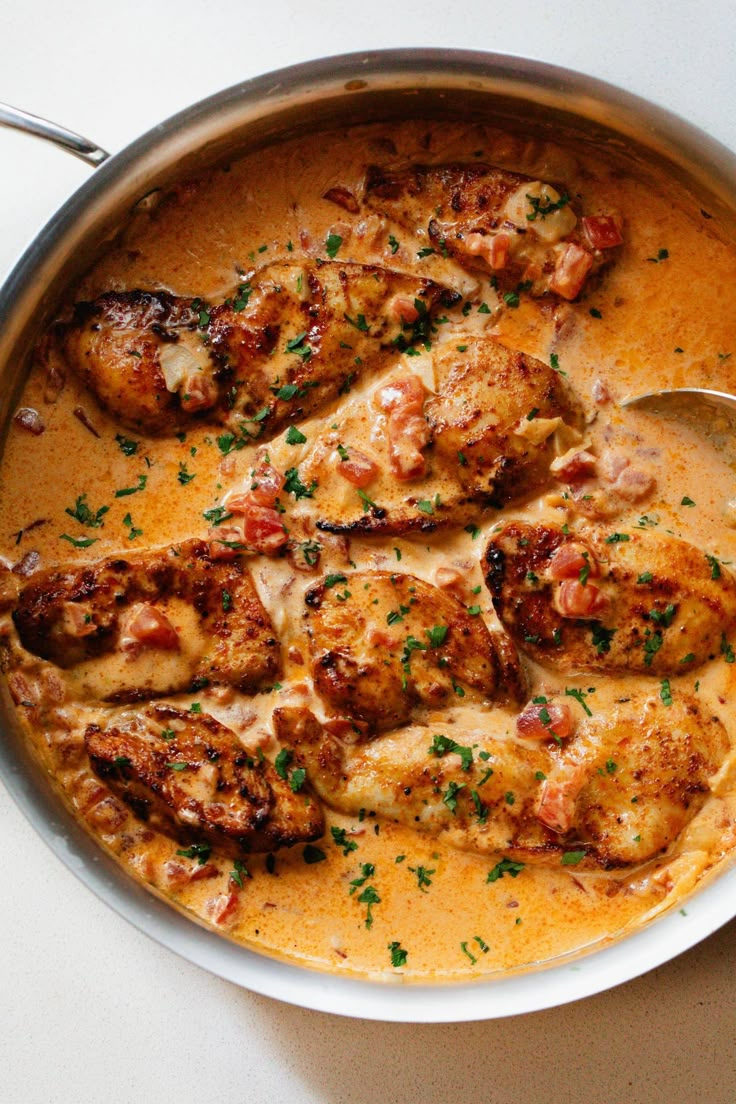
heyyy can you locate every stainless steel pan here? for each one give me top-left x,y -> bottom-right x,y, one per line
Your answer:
2,49 -> 736,1021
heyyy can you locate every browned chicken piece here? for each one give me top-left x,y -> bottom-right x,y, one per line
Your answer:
363,163 -> 622,300
536,693 -> 730,867
273,705 -> 551,858
304,337 -> 583,538
60,262 -> 459,435
13,540 -> 280,700
86,703 -> 323,852
304,570 -> 524,732
274,692 -> 728,868
426,336 -> 583,506
484,521 -> 736,675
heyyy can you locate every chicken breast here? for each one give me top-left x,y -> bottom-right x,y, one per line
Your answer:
85,703 -> 324,853
12,540 -> 280,700
274,692 -> 729,868
484,521 -> 736,675
61,262 -> 459,435
425,336 -> 583,505
286,336 -> 583,539
304,570 -> 524,732
363,162 -> 620,300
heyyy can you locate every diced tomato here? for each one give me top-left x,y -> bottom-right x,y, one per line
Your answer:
582,215 -> 623,250
548,543 -> 599,581
207,526 -> 244,561
556,578 -> 609,618
549,243 -> 593,300
246,462 -> 285,507
387,408 -> 430,480
207,888 -> 241,927
377,375 -> 429,480
536,778 -> 579,833
378,374 -> 425,414
242,504 -> 288,554
61,602 -> 98,639
180,372 -> 219,413
120,603 -> 179,651
550,449 -> 598,484
517,701 -> 573,742
388,294 -> 420,325
336,446 -> 380,488
489,232 -> 510,270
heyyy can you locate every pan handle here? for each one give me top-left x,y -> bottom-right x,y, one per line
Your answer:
0,102 -> 110,167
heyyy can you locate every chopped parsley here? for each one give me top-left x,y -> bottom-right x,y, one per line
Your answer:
230,859 -> 252,887
177,462 -> 195,486
324,573 -> 348,589
203,505 -> 232,526
65,494 -> 109,528
526,191 -> 570,221
660,678 -> 673,707
115,433 -> 139,456
176,843 -> 211,865
428,734 -> 473,771
636,571 -> 653,584
302,845 -> 327,864
720,633 -> 735,664
284,332 -> 313,361
60,534 -> 98,549
114,474 -> 147,498
425,624 -> 448,648
442,780 -> 466,814
330,826 -> 358,856
564,687 -> 593,716
605,532 -> 630,544
561,851 -> 586,865
388,234 -> 400,255
706,553 -> 722,579
299,539 -> 321,566
388,941 -> 408,967
285,425 -> 307,445
487,858 -> 524,883
343,312 -> 369,332
680,496 -> 696,507
325,232 -> 343,259
408,865 -> 435,892
416,499 -> 434,515
283,467 -> 316,499
591,625 -> 616,654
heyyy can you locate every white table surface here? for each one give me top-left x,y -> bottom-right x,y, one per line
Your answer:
2,3 -> 736,1101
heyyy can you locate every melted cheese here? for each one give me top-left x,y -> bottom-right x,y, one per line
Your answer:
2,119 -> 736,981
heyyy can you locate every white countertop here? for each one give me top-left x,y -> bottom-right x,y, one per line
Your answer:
2,3 -> 736,1101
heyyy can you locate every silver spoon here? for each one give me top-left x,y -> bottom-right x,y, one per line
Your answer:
621,387 -> 736,462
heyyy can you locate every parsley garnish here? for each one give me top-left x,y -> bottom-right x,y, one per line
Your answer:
388,941 -> 408,967
561,850 -> 586,865
706,553 -> 721,579
303,845 -> 327,864
324,573 -> 347,589
285,425 -> 307,445
176,843 -> 211,865
283,467 -> 316,499
60,534 -> 98,548
114,474 -> 147,498
115,433 -> 139,456
65,494 -> 109,529
284,332 -> 313,361
526,191 -> 569,221
330,826 -> 358,856
660,678 -> 673,707
565,687 -> 593,716
425,624 -> 448,648
177,462 -> 195,486
442,780 -> 466,814
720,633 -> 735,663
388,234 -> 400,255
487,858 -> 524,883
428,733 -> 473,770
325,232 -> 342,259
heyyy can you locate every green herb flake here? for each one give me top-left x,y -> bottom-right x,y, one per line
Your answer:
302,844 -> 327,864
706,553 -> 722,579
330,826 -> 358,856
115,433 -> 139,456
285,425 -> 307,445
388,234 -> 400,255
325,232 -> 342,259
59,534 -> 98,549
680,496 -> 696,507
176,843 -> 212,865
114,474 -> 147,498
177,462 -> 195,486
487,858 -> 524,883
230,859 -> 251,887
388,941 -> 408,967
561,851 -> 586,866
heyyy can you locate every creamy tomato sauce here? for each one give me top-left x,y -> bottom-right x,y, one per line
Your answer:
3,119 -> 736,981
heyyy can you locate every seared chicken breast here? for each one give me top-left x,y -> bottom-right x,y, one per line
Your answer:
363,162 -> 621,300
13,540 -> 280,699
281,336 -> 583,538
304,570 -> 524,731
61,262 -> 459,435
484,521 -> 736,675
86,703 -> 324,853
274,692 -> 728,868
